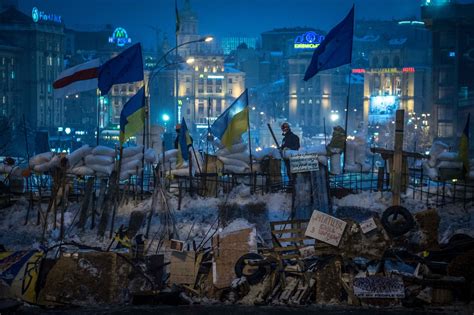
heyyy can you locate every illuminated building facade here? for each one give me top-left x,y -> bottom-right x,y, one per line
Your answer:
221,36 -> 258,55
422,1 -> 474,148
0,5 -> 64,154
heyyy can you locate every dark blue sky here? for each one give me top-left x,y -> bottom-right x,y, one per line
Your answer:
20,0 -> 424,50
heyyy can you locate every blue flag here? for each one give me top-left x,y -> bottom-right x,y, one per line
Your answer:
304,6 -> 354,81
98,43 -> 144,95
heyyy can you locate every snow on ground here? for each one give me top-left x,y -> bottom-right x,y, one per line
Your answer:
0,184 -> 471,250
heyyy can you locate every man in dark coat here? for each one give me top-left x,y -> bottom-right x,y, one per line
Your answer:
280,122 -> 300,187
281,122 -> 300,151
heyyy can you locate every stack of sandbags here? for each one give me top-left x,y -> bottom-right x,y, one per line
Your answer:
144,148 -> 158,164
80,145 -> 116,177
216,142 -> 251,174
422,141 -> 451,180
0,164 -> 22,176
428,141 -> 449,168
30,153 -> 63,173
66,145 -> 92,169
120,146 -> 144,180
158,149 -> 178,174
344,136 -> 371,173
252,147 -> 281,160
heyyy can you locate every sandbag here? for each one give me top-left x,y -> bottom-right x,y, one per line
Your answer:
281,150 -> 301,159
428,141 -> 449,167
34,162 -> 51,173
223,164 -> 249,174
0,164 -> 13,173
92,145 -> 116,157
87,163 -> 114,175
144,148 -> 158,164
122,145 -> 144,158
215,143 -> 247,156
85,155 -> 114,166
225,152 -> 251,163
29,152 -> 53,167
302,144 -> 327,155
67,145 -> 92,167
70,166 -> 95,176
159,149 -> 178,163
218,156 -> 250,169
344,141 -> 356,166
317,155 -> 328,166
253,147 -> 281,160
330,154 -> 341,175
120,168 -> 143,180
122,153 -> 144,166
47,155 -> 61,169
121,159 -> 141,172
437,160 -> 463,169
436,152 -> 458,162
422,162 -> 439,180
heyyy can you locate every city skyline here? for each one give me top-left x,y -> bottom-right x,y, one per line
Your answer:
19,0 -> 424,50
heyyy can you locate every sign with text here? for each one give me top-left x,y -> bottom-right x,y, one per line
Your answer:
353,276 -> 405,298
305,210 -> 346,246
360,217 -> 377,234
290,153 -> 319,173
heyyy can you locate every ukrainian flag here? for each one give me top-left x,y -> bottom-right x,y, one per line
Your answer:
177,117 -> 193,166
119,87 -> 145,143
210,89 -> 249,149
459,113 -> 470,175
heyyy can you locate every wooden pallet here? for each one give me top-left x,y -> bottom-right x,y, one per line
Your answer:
270,219 -> 315,259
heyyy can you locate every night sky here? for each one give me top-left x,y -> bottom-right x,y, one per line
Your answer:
19,0 -> 424,50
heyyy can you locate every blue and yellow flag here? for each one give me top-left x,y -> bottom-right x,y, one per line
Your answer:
459,113 -> 470,174
177,117 -> 193,165
120,87 -> 145,143
210,89 -> 249,149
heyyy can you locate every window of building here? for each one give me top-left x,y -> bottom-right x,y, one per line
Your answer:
382,56 -> 389,68
1,57 -> 4,65
2,96 -> 5,104
198,86 -> 204,93
187,108 -> 191,115
198,78 -> 204,85
11,71 -> 15,80
216,85 -> 222,93
186,76 -> 191,83
228,89 -> 233,95
47,84 -> 52,94
128,86 -> 134,92
228,78 -> 233,84
372,56 -> 379,68
207,78 -> 213,86
198,101 -> 204,114
216,100 -> 222,113
207,85 -> 213,93
437,107 -> 453,121
437,122 -> 453,138
393,56 -> 400,68
186,87 -> 191,94
46,56 -> 53,66
300,87 -> 305,93
308,99 -> 313,104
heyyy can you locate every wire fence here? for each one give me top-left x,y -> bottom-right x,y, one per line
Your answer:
5,158 -> 474,209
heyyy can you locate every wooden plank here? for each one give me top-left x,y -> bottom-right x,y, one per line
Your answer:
392,110 -> 404,206
273,246 -> 299,252
277,237 -> 311,243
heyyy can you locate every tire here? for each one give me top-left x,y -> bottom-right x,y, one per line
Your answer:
234,253 -> 267,285
381,205 -> 415,237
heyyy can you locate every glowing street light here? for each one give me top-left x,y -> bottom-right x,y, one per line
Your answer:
162,114 -> 170,122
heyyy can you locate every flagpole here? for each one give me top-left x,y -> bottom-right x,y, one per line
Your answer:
342,66 -> 352,173
141,86 -> 148,197
96,89 -> 100,146
245,90 -> 254,194
174,0 -> 179,127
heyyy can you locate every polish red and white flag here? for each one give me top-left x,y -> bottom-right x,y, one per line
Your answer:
53,59 -> 100,98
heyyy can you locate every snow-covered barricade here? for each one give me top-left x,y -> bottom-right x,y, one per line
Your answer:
343,136 -> 370,173
422,141 -> 466,180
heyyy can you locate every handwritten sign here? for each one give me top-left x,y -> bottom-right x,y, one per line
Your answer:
360,217 -> 377,234
353,276 -> 405,298
290,153 -> 319,173
304,210 -> 347,246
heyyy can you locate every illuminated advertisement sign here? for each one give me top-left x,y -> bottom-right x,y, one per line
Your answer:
294,31 -> 325,49
108,27 -> 132,47
32,7 -> 62,24
369,95 -> 399,123
368,67 -> 416,74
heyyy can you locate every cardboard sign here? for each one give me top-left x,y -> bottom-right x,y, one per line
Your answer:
360,217 -> 377,234
353,276 -> 405,298
305,210 -> 347,246
290,153 -> 319,173
170,239 -> 184,252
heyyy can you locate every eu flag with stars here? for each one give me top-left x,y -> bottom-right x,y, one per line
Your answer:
98,43 -> 144,95
304,6 -> 354,81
